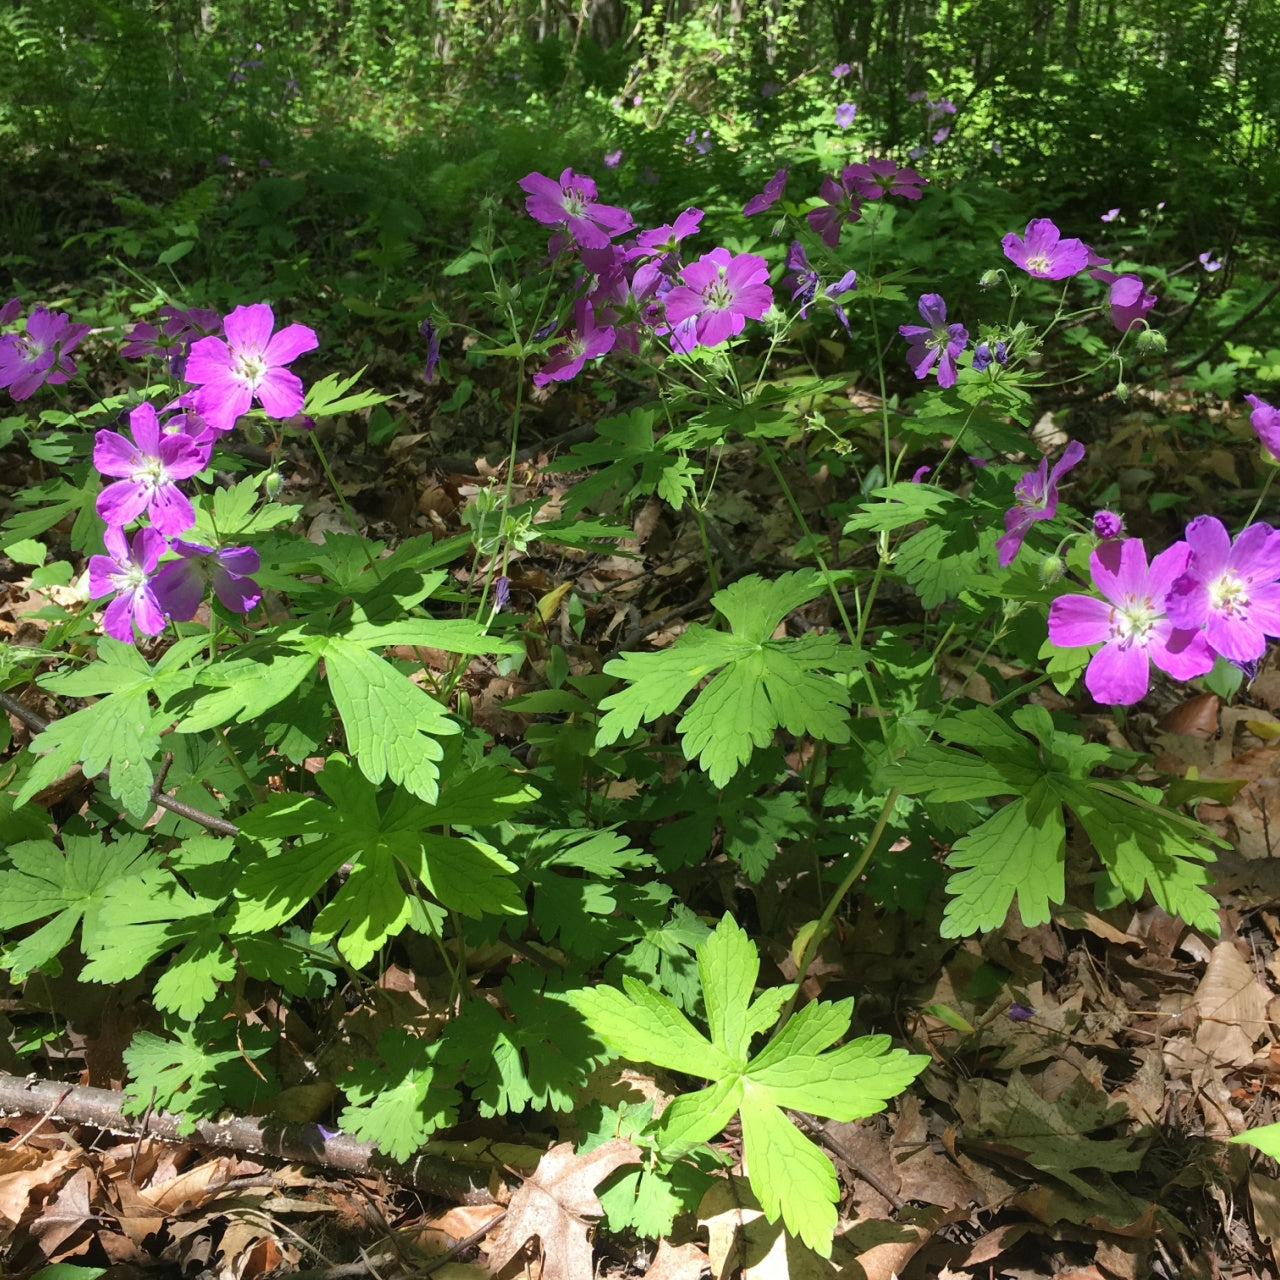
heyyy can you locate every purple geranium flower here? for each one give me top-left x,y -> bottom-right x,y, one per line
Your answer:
94,402 -> 210,534
0,306 -> 91,401
420,318 -> 441,383
603,149 -> 623,169
995,440 -> 1085,566
1166,516 -> 1280,664
1094,511 -> 1124,540
806,173 -> 862,249
743,169 -> 788,218
843,158 -> 925,201
1048,539 -> 1215,705
662,248 -> 773,350
1246,394 -> 1280,456
153,539 -> 262,619
835,102 -> 857,129
88,525 -> 170,642
518,168 -> 634,250
1090,269 -> 1157,332
831,62 -> 851,78
185,303 -> 318,435
1199,251 -> 1222,273
1101,208 -> 1120,223
898,293 -> 967,389
533,299 -> 616,386
121,305 -> 222,378
1002,218 -> 1092,281
635,207 -> 704,259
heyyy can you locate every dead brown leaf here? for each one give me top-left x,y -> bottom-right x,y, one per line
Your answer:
487,1138 -> 639,1280
641,1238 -> 710,1279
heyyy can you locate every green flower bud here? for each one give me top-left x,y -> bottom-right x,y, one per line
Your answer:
1039,554 -> 1066,585
1115,380 -> 1129,402
1135,329 -> 1166,357
262,469 -> 284,499
979,269 -> 1001,289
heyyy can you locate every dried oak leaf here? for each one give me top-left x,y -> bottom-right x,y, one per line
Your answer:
488,1138 -> 639,1280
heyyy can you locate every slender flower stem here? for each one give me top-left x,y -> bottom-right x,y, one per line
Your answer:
776,786 -> 901,1028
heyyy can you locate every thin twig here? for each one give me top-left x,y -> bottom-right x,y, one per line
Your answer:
793,1112 -> 904,1210
0,688 -> 240,837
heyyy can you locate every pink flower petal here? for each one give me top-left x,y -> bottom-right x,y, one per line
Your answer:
1048,593 -> 1113,647
1086,640 -> 1150,704
222,303 -> 276,350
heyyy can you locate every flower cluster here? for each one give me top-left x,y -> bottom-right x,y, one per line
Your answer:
0,300 -> 92,401
1048,518 -> 1280,706
83,302 -> 315,641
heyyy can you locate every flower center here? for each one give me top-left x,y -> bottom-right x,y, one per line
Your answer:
562,186 -> 588,217
234,346 -> 268,385
111,563 -> 149,594
1025,253 -> 1052,274
1209,570 -> 1249,616
1111,593 -> 1161,645
704,270 -> 734,312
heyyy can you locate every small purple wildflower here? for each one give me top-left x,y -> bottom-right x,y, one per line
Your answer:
94,402 -> 209,534
153,540 -> 261,619
88,525 -> 170,642
1048,539 -> 1215,705
185,303 -> 319,435
1166,516 -> 1280,664
1199,251 -> 1222,273
932,125 -> 951,145
663,248 -> 773,351
911,465 -> 932,483
603,149 -> 623,169
0,306 -> 91,401
1246,394 -> 1280,456
493,575 -> 511,612
518,168 -> 634,250
743,169 -> 788,218
1090,269 -> 1157,332
420,318 -> 441,384
995,440 -> 1085,567
843,158 -> 926,201
835,102 -> 857,129
1008,1002 -> 1034,1021
533,299 -> 616,386
831,62 -> 851,78
1101,208 -> 1120,223
1002,218 -> 1092,281
898,293 -> 967,389
1094,511 -> 1124,540
806,173 -> 862,249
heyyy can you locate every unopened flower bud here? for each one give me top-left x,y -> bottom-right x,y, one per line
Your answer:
1093,510 -> 1123,540
1115,380 -> 1129,402
979,269 -> 1000,289
1135,328 -> 1166,357
262,469 -> 284,499
1039,554 -> 1066,584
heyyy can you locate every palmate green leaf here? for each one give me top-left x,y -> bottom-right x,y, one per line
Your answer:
16,637 -> 206,816
597,573 -> 860,786
739,1084 -> 839,1254
0,831 -> 155,979
570,978 -> 725,1076
940,780 -> 1065,937
1064,780 -> 1223,936
234,757 -> 523,962
81,866 -> 235,1018
304,366 -> 393,418
842,482 -> 956,534
339,1031 -> 460,1162
321,636 -> 457,804
122,1023 -> 275,1134
443,968 -> 607,1117
573,915 -> 927,1256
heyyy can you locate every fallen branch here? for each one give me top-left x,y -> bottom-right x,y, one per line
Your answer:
0,1073 -> 499,1206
